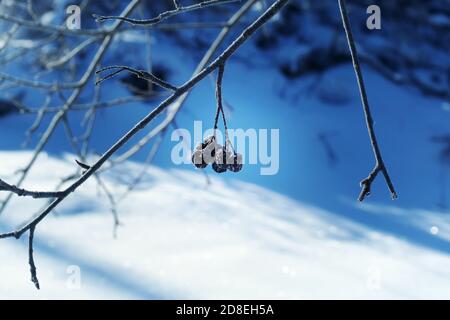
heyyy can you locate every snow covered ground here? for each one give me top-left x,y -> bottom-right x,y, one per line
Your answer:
1,151 -> 450,299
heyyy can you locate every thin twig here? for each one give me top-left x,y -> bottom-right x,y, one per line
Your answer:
173,0 -> 181,9
62,108 -> 121,238
117,129 -> 168,203
214,63 -> 230,142
338,0 -> 397,201
96,66 -> 178,91
214,64 -> 225,130
28,226 -> 40,289
94,0 -> 240,26
0,178 -> 65,198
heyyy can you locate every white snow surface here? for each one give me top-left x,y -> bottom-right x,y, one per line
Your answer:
1,151 -> 450,299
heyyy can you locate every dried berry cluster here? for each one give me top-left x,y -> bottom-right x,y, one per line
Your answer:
191,135 -> 243,173
191,64 -> 243,174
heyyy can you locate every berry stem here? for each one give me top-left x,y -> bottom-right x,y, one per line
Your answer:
214,63 -> 230,143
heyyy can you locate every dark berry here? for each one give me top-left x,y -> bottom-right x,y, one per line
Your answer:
215,147 -> 233,165
212,162 -> 227,173
212,147 -> 232,173
227,153 -> 243,172
204,135 -> 216,146
191,150 -> 207,169
203,142 -> 220,164
195,135 -> 216,151
195,142 -> 204,151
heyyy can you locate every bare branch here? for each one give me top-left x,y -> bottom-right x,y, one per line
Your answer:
28,226 -> 40,289
94,0 -> 240,26
0,178 -> 65,199
173,0 -> 181,9
0,72 -> 81,90
96,66 -> 178,91
75,160 -> 91,170
214,63 -> 230,144
118,129 -> 167,203
338,0 -> 397,201
45,37 -> 100,69
0,0 -> 141,215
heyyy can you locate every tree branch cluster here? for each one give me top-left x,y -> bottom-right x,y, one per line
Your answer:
0,0 -> 289,289
0,0 -> 399,290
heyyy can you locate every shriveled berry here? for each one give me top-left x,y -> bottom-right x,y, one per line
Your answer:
203,142 -> 220,164
195,135 -> 216,151
191,150 -> 207,169
227,153 -> 243,172
195,142 -> 204,151
215,147 -> 233,165
212,147 -> 232,173
204,135 -> 216,146
212,162 -> 227,173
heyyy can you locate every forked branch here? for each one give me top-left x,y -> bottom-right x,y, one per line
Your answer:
338,0 -> 397,201
95,66 -> 178,91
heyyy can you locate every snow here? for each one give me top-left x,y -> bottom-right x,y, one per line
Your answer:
1,151 -> 450,299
